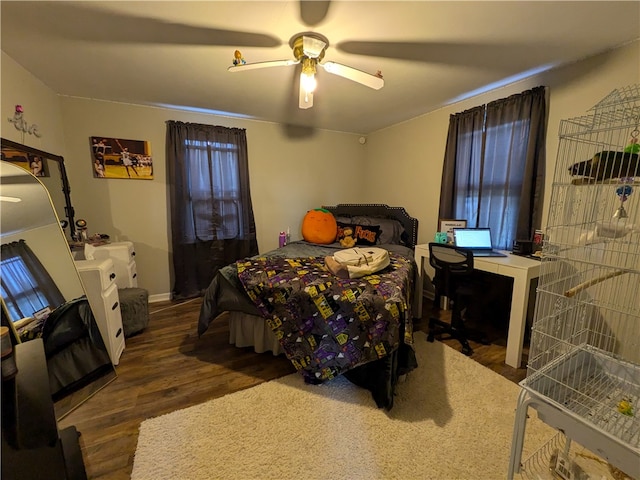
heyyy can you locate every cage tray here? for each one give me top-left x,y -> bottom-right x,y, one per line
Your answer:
523,345 -> 640,448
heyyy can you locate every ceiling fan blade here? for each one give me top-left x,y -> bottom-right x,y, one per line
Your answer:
320,62 -> 384,90
299,84 -> 314,109
299,0 -> 332,27
228,59 -> 299,72
0,2 -> 281,48
337,41 -> 544,71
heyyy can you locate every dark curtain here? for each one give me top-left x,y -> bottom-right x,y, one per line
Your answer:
439,105 -> 486,221
1,240 -> 66,319
166,121 -> 258,299
439,87 -> 547,249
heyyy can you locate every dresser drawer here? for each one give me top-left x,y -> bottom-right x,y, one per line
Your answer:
114,260 -> 137,289
102,283 -> 125,339
92,241 -> 135,264
127,260 -> 137,288
91,283 -> 125,365
75,258 -> 117,290
75,264 -> 125,366
90,242 -> 138,288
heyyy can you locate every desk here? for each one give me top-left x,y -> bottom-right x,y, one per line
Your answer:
414,244 -> 541,368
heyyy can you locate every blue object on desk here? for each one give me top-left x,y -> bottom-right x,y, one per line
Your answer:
434,232 -> 448,244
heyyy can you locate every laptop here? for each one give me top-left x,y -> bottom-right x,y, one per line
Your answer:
453,228 -> 507,257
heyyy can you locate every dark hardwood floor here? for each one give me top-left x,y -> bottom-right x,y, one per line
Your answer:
58,296 -> 528,479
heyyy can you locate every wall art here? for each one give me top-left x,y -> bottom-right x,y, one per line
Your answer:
90,136 -> 153,180
1,142 -> 49,177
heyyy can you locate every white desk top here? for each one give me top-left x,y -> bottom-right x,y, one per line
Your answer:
468,251 -> 541,276
415,244 -> 540,272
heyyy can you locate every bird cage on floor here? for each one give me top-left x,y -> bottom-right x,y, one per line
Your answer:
508,84 -> 640,479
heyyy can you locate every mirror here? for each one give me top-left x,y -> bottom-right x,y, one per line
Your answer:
0,160 -> 116,420
1,138 -> 77,242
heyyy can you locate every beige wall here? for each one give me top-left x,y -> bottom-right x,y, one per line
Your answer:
2,53 -> 367,300
1,52 -> 67,154
57,99 -> 365,300
366,40 -> 640,247
3,40 -> 639,300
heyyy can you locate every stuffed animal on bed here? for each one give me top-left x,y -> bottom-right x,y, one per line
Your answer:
339,226 -> 356,248
301,208 -> 338,244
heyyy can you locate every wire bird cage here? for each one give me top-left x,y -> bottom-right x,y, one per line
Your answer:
508,84 -> 640,480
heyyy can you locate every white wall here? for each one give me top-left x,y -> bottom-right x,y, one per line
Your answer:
57,98 -> 365,300
1,52 -> 67,154
366,40 -> 640,247
3,40 -> 639,300
2,52 -> 367,299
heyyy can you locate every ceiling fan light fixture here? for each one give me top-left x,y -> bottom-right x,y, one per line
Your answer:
291,33 -> 328,62
230,31 -> 382,111
302,35 -> 327,58
301,57 -> 317,75
300,57 -> 318,93
300,72 -> 317,94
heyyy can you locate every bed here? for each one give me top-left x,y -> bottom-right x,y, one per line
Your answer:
198,204 -> 420,409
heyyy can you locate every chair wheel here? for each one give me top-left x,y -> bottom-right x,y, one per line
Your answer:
461,345 -> 473,356
427,333 -> 435,343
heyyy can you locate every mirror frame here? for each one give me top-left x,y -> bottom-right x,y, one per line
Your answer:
0,160 -> 116,420
1,138 -> 76,241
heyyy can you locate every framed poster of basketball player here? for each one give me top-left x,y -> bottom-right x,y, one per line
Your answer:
90,136 -> 153,179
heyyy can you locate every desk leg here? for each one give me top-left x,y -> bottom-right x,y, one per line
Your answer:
505,275 -> 532,368
414,253 -> 425,318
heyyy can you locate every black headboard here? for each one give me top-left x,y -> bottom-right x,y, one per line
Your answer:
323,203 -> 419,249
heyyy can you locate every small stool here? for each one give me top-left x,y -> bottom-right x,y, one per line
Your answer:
117,288 -> 149,338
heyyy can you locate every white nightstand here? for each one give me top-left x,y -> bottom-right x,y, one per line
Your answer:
74,258 -> 125,365
91,241 -> 138,289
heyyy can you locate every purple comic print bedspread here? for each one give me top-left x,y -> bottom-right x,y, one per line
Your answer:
236,252 -> 414,384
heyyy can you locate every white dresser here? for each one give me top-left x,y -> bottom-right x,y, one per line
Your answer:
91,241 -> 138,289
74,258 -> 125,365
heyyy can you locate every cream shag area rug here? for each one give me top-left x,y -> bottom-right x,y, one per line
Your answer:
132,332 -> 553,480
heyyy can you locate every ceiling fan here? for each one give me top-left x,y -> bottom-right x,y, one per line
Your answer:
228,32 -> 384,109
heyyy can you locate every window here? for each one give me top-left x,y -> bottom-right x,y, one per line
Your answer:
166,121 -> 258,299
184,139 -> 243,241
1,253 -> 52,320
455,118 -> 529,228
440,87 -> 546,250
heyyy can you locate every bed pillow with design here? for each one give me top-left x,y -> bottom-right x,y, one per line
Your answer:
336,222 -> 381,246
335,216 -> 406,245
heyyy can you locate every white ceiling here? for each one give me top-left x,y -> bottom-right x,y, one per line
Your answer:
1,1 -> 639,135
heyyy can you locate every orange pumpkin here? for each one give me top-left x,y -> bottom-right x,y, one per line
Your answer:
301,208 -> 338,244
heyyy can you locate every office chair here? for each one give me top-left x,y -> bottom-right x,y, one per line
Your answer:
427,242 -> 476,356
